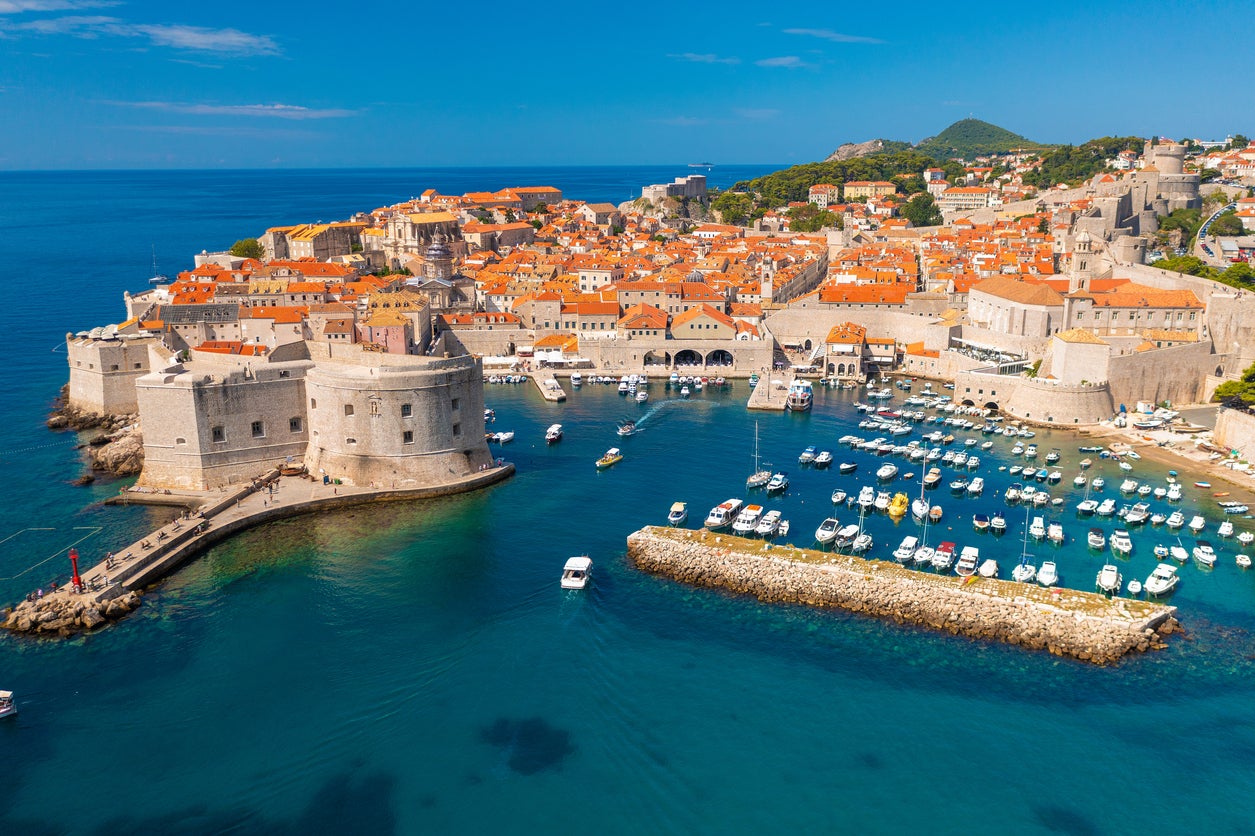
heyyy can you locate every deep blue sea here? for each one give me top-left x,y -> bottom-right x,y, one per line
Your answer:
4,168 -> 1255,834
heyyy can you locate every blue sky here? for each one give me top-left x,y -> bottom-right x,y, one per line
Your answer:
0,0 -> 1250,169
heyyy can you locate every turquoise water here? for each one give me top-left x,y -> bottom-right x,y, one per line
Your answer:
4,169 -> 1255,833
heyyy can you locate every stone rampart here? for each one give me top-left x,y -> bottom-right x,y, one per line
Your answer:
1216,408 -> 1255,457
1106,340 -> 1216,409
627,527 -> 1177,665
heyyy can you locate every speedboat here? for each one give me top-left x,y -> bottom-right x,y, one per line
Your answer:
491,431 -> 515,443
1193,541 -> 1217,567
831,489 -> 848,505
1037,561 -> 1059,587
923,468 -> 942,489
857,486 -> 876,509
704,498 -> 743,529
1144,564 -> 1179,596
1166,511 -> 1185,529
1188,515 -> 1206,534
955,546 -> 980,577
1073,475 -> 1087,488
876,463 -> 899,481
990,513 -> 1007,533
835,524 -> 860,547
978,558 -> 999,578
1097,499 -> 1116,517
874,491 -> 891,511
755,509 -> 783,538
1077,499 -> 1098,515
1120,479 -> 1138,493
839,462 -> 858,474
732,505 -> 765,535
1029,516 -> 1046,539
1096,564 -> 1122,594
1170,543 -> 1189,563
595,447 -> 623,469
1154,543 -> 1169,559
668,502 -> 688,526
1088,527 -> 1106,549
815,517 -> 841,544
617,420 -> 637,437
1125,503 -> 1150,526
560,556 -> 593,590
0,690 -> 14,720
766,472 -> 789,494
1047,522 -> 1064,544
635,390 -> 649,403
949,478 -> 969,492
545,423 -> 563,444
1110,529 -> 1133,556
931,541 -> 957,570
814,451 -> 833,468
893,536 -> 918,564
799,446 -> 817,465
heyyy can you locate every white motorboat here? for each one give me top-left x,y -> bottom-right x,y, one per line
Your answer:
1029,516 -> 1046,539
814,451 -> 833,468
874,491 -> 891,511
815,517 -> 841,544
851,532 -> 873,553
545,423 -> 563,444
1154,544 -> 1169,559
955,546 -> 980,577
616,420 -> 637,437
912,545 -> 936,566
668,502 -> 688,526
560,555 -> 593,590
680,385 -> 691,397
1077,499 -> 1098,514
0,690 -> 15,720
570,372 -> 582,386
1125,504 -> 1150,526
931,541 -> 957,570
1047,522 -> 1064,544
1097,499 -> 1117,517
1239,531 -> 1255,546
831,489 -> 848,505
1169,544 -> 1189,563
704,498 -> 744,529
1151,513 -> 1167,526
1238,554 -> 1252,569
893,536 -> 918,564
732,504 -> 765,535
1110,529 -> 1133,556
635,390 -> 649,403
1037,560 -> 1059,587
1127,579 -> 1143,596
978,558 -> 999,578
1188,515 -> 1206,534
835,524 -> 860,547
923,468 -> 942,489
839,462 -> 858,474
766,472 -> 789,493
991,513 -> 1007,533
1193,541 -> 1217,566
1119,461 -> 1133,472
1096,564 -> 1122,594
1167,483 -> 1183,501
1144,564 -> 1179,596
1166,511 -> 1185,529
1092,476 -> 1106,490
1073,474 -> 1087,488
1219,520 -> 1234,538
1087,527 -> 1106,549
857,486 -> 876,509
1120,479 -> 1138,493
876,463 -> 899,481
799,446 -> 817,464
755,509 -> 783,538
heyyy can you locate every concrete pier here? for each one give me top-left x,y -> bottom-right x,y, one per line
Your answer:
3,463 -> 515,636
747,371 -> 793,411
627,526 -> 1178,665
531,370 -> 567,402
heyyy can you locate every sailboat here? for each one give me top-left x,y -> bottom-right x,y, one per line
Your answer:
912,484 -> 936,566
148,245 -> 169,285
1011,507 -> 1037,583
850,501 -> 872,553
911,451 -> 931,521
746,422 -> 771,489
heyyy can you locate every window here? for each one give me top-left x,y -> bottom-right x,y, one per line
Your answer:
451,398 -> 460,411
452,422 -> 461,437
1189,312 -> 1196,321
310,398 -> 317,409
1075,312 -> 1084,320
134,363 -> 142,369
110,364 -> 119,371
251,421 -> 265,438
401,403 -> 412,418
346,437 -> 357,445
279,370 -> 290,378
344,404 -> 354,417
403,430 -> 414,444
212,426 -> 225,443
290,417 -> 302,433
175,437 -> 186,445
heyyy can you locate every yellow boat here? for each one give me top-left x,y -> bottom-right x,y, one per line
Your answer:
887,492 -> 909,517
596,447 -> 623,469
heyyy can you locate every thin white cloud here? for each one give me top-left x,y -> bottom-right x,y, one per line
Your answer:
783,27 -> 884,45
110,101 -> 355,119
0,0 -> 116,11
2,15 -> 280,54
668,52 -> 739,65
654,116 -> 708,127
734,108 -> 779,120
755,55 -> 812,69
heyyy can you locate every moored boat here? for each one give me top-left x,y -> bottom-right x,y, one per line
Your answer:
1096,564 -> 1122,594
667,502 -> 688,526
560,556 -> 593,590
1037,560 -> 1059,587
955,546 -> 980,577
545,423 -> 563,444
815,517 -> 841,545
766,472 -> 789,493
732,504 -> 765,535
785,379 -> 814,411
1144,564 -> 1179,596
704,498 -> 744,529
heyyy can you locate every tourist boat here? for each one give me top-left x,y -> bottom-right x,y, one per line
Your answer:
831,489 -> 848,505
766,472 -> 789,494
1188,515 -> 1206,534
815,517 -> 841,545
973,513 -> 990,532
785,380 -> 814,412
955,546 -> 980,577
1166,511 -> 1185,529
1088,527 -> 1106,549
887,492 -> 909,518
1193,541 -> 1217,566
1145,564 -> 1180,596
755,509 -> 783,538
931,541 -> 957,571
1029,516 -> 1046,539
893,535 -> 918,564
1219,520 -> 1235,538
857,486 -> 876,509
704,498 -> 743,529
990,513 -> 1007,533
596,447 -> 623,469
1096,564 -> 1122,594
814,451 -> 833,468
838,461 -> 858,474
978,558 -> 999,578
1238,554 -> 1253,569
876,463 -> 899,481
1097,499 -> 1117,517
799,445 -> 817,464
545,424 -> 563,444
1110,529 -> 1133,556
1047,522 -> 1064,544
732,504 -> 765,535
668,502 -> 688,526
747,423 -> 771,490
617,420 -> 637,437
560,555 -> 593,590
835,523 -> 860,547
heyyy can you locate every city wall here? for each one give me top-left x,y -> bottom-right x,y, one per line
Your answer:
1106,340 -> 1217,409
955,369 -> 1114,425
1204,292 -> 1255,371
1215,408 -> 1255,457
66,336 -> 162,415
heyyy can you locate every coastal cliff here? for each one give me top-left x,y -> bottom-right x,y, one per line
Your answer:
627,527 -> 1179,665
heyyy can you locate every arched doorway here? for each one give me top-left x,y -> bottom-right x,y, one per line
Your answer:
961,399 -> 975,407
984,401 -> 999,411
643,351 -> 664,367
706,349 -> 733,368
674,349 -> 702,368
804,339 -> 813,351
837,363 -> 846,376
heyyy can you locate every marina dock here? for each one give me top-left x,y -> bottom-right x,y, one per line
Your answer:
746,371 -> 794,411
628,526 -> 1178,665
531,369 -> 567,402
3,463 -> 515,636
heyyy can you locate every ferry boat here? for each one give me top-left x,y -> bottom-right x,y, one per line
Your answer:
667,502 -> 688,526
785,380 -> 813,412
595,447 -> 623,469
0,690 -> 14,720
560,556 -> 593,590
732,505 -> 765,535
705,499 -> 743,529
1144,564 -> 1179,596
545,424 -> 563,444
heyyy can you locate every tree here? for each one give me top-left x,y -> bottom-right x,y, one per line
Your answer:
901,192 -> 942,227
1210,211 -> 1244,238
710,191 -> 754,225
1228,134 -> 1250,151
1200,168 -> 1221,183
229,238 -> 263,260
785,204 -> 839,232
1037,216 -> 1050,234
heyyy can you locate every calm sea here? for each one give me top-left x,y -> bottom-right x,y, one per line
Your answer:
3,169 -> 1255,834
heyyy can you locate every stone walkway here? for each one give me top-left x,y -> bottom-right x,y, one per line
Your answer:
747,371 -> 793,411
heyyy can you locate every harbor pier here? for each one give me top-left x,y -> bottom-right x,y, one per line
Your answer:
531,369 -> 567,402
746,371 -> 794,411
3,463 -> 514,637
627,526 -> 1178,665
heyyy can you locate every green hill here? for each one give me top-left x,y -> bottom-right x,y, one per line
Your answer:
914,118 -> 1048,160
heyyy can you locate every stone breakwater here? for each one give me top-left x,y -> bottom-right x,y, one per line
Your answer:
3,588 -> 141,637
628,527 -> 1180,665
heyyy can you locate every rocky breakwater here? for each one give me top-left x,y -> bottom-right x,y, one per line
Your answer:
627,527 -> 1180,666
47,388 -> 143,479
3,588 -> 142,637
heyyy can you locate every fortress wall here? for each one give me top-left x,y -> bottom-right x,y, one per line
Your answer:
955,370 -> 1114,425
1216,408 -> 1255,456
66,336 -> 157,415
1205,293 -> 1255,371
1106,341 -> 1216,408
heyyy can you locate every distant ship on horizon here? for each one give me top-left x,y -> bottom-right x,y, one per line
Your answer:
688,162 -> 714,168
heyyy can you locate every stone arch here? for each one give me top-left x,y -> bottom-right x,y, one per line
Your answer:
706,349 -> 733,367
984,401 -> 999,411
643,351 -> 664,367
1216,365 -> 1224,377
674,349 -> 702,367
837,363 -> 846,376
961,399 -> 975,407
804,339 -> 813,351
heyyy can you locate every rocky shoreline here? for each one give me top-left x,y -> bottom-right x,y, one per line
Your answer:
47,386 -> 144,478
628,527 -> 1179,666
3,588 -> 142,637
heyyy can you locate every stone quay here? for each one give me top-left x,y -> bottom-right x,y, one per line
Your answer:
627,526 -> 1179,666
